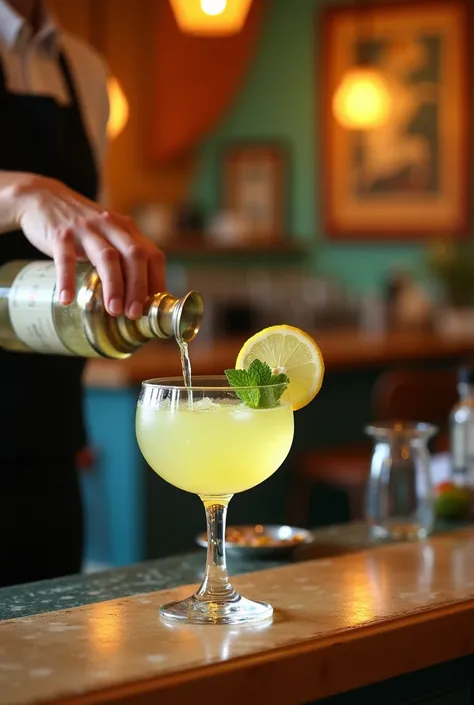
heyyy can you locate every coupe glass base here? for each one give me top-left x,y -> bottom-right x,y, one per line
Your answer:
160,592 -> 273,625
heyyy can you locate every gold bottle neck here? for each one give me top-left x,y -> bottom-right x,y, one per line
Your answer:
80,268 -> 203,359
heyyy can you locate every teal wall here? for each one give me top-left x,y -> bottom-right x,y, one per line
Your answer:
191,0 -> 429,294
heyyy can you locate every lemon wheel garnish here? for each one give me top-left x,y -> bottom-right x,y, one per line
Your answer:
235,325 -> 324,411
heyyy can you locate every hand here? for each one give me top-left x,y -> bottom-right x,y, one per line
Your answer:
14,174 -> 166,319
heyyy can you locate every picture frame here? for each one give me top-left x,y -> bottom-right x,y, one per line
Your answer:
321,0 -> 471,240
222,144 -> 288,241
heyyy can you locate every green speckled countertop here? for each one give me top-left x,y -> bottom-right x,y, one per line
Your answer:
0,521 -> 468,622
0,551 -> 283,621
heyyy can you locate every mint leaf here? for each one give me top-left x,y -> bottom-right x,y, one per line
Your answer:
225,360 -> 289,409
224,368 -> 248,388
247,359 -> 273,386
259,372 -> 289,409
224,368 -> 260,408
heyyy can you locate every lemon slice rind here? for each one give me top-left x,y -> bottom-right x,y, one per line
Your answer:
235,325 -> 324,411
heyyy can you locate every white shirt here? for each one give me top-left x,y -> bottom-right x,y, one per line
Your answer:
0,0 -> 109,195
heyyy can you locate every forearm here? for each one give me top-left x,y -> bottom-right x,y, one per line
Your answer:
0,170 -> 39,234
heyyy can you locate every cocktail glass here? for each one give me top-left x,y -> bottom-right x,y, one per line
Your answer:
136,375 -> 294,625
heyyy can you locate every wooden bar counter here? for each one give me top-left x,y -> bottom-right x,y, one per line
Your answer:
83,329 -> 474,388
2,528 -> 474,705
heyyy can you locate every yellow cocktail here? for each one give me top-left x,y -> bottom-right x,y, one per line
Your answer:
136,397 -> 294,496
136,374 -> 293,626
135,326 -> 325,626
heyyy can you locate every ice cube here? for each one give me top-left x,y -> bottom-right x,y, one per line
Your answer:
219,398 -> 241,407
231,406 -> 254,422
191,397 -> 218,412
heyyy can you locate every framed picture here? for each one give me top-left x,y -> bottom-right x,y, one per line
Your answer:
322,0 -> 470,240
222,144 -> 288,241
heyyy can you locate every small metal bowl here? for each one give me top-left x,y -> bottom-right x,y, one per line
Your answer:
195,524 -> 313,560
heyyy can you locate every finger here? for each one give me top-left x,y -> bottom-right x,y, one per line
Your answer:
52,228 -> 77,305
74,241 -> 87,261
112,213 -> 165,295
95,213 -> 149,319
79,228 -> 125,316
122,242 -> 148,319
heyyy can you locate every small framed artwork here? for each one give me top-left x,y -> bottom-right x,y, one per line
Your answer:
222,144 -> 288,241
322,0 -> 470,240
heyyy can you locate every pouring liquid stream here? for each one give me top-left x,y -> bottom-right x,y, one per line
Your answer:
178,339 -> 193,405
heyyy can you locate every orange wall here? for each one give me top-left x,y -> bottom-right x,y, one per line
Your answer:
51,0 -> 195,213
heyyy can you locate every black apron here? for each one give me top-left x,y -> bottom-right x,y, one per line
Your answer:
0,48 -> 99,587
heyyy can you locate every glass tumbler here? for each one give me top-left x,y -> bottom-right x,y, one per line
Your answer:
365,422 -> 437,541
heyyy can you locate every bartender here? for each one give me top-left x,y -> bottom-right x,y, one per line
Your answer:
0,0 -> 165,587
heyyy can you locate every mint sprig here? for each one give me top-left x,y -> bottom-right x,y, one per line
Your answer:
225,359 -> 289,409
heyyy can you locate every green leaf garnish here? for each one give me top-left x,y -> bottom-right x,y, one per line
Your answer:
224,367 -> 260,408
225,359 -> 289,409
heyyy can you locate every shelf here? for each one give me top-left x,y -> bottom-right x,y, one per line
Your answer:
162,236 -> 309,256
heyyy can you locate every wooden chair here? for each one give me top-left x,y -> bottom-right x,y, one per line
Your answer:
287,368 -> 458,526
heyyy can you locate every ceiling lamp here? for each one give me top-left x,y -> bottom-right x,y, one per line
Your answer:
332,67 -> 392,130
169,0 -> 253,36
107,77 -> 129,140
333,67 -> 392,130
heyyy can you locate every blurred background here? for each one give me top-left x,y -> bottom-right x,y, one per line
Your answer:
57,0 -> 474,571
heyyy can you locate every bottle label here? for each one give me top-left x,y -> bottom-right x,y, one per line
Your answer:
467,420 -> 474,459
8,261 -> 71,355
452,419 -> 474,488
452,423 -> 465,470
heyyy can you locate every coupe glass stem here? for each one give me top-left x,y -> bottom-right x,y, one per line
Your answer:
196,495 -> 236,601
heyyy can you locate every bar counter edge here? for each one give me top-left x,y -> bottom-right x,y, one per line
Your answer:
1,527 -> 474,705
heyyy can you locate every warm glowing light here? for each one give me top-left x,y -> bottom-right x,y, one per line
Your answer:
201,0 -> 227,16
340,558 -> 388,623
88,603 -> 124,656
333,68 -> 392,130
107,76 -> 129,140
169,0 -> 252,36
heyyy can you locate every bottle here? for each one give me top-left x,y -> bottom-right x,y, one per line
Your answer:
450,367 -> 474,487
0,260 -> 203,359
